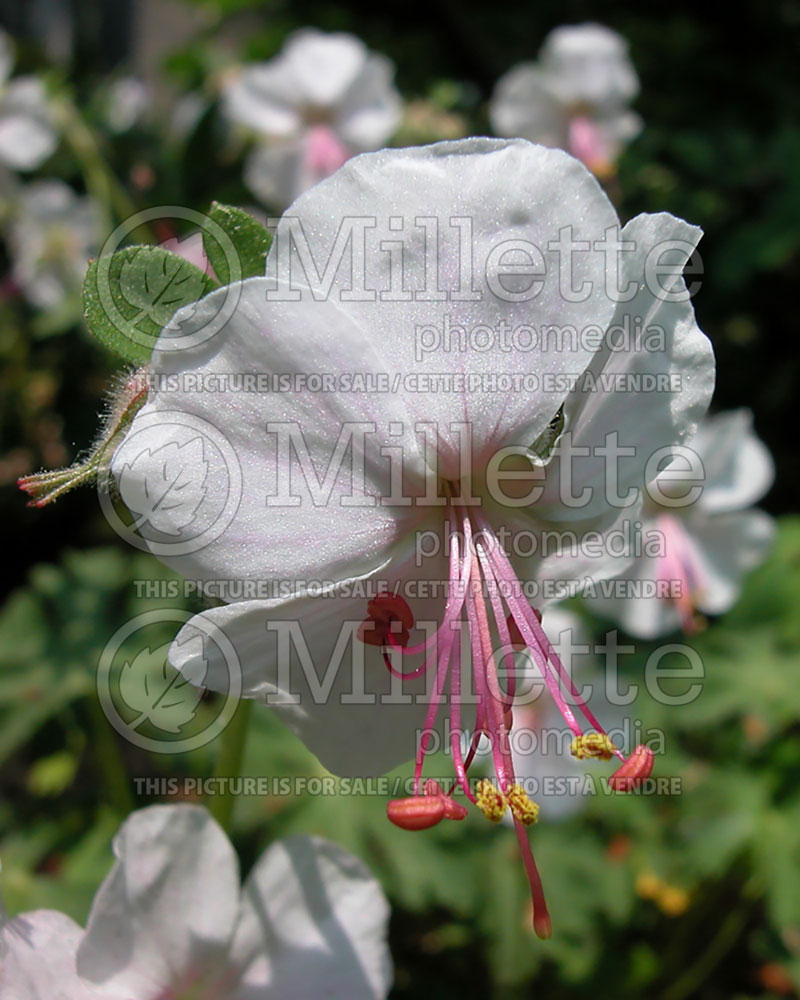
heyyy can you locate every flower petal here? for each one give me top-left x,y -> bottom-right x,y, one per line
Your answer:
540,23 -> 639,107
489,64 -> 566,147
0,910 -> 99,1000
688,409 -> 774,513
230,836 -> 391,999
111,277 -> 428,591
270,138 -> 621,472
281,29 -> 368,107
224,65 -> 303,137
532,212 -> 714,522
334,54 -> 402,150
0,77 -> 57,170
76,805 -> 240,997
687,507 -> 775,615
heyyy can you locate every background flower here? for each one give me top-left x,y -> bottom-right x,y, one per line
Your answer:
222,28 -> 402,208
8,179 -> 97,311
587,409 -> 775,637
490,23 -> 641,176
0,804 -> 393,1000
0,28 -> 57,172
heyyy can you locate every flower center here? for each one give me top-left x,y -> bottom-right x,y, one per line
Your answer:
358,487 -> 654,939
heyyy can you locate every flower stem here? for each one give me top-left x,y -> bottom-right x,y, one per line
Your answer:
86,695 -> 135,816
208,700 -> 253,833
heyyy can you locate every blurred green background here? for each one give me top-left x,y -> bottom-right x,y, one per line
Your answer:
1,1 -> 799,997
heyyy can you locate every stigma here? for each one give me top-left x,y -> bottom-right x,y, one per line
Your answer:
359,488 -> 654,940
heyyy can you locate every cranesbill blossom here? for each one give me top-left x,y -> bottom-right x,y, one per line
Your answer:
110,139 -> 714,935
8,180 -> 97,310
0,29 -> 57,172
490,23 -> 640,177
223,28 -> 401,208
588,409 -> 774,638
0,804 -> 392,999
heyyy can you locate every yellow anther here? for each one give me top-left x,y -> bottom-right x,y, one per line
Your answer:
475,779 -> 507,822
506,783 -> 540,826
570,732 -> 616,761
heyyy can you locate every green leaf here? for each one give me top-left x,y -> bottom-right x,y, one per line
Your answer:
202,201 -> 272,285
82,246 -> 218,363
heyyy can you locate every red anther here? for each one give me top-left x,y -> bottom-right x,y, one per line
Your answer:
608,744 -> 655,792
358,592 -> 414,647
386,796 -> 445,831
422,780 -> 468,821
503,707 -> 514,730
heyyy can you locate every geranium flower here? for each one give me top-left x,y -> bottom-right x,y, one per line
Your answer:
588,409 -> 774,637
0,28 -> 57,172
110,138 -> 714,934
222,28 -> 402,208
8,180 -> 97,310
0,804 -> 392,999
490,23 -> 641,177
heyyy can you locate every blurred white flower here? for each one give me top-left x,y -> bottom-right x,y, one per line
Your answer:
490,23 -> 640,176
8,179 -> 97,310
0,804 -> 393,1000
222,28 -> 402,208
104,76 -> 149,133
0,28 -> 57,171
588,409 -> 775,638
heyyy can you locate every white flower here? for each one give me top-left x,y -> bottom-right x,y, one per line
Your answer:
588,409 -> 775,638
0,29 -> 57,172
111,138 -> 713,935
8,179 -> 97,310
0,804 -> 392,999
223,28 -> 402,208
490,23 -> 640,176
104,76 -> 149,133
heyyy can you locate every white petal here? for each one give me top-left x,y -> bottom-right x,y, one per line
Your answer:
243,140 -> 307,207
76,805 -> 240,997
230,836 -> 391,999
0,77 -> 56,170
540,23 -> 639,107
0,910 -> 99,1000
224,64 -> 303,137
281,29 -> 368,107
168,536 -> 453,777
111,277 -> 428,590
687,508 -> 775,615
532,212 -> 714,522
686,409 -> 774,513
489,63 -> 566,147
270,138 -> 621,473
586,549 -> 680,638
334,54 -> 402,150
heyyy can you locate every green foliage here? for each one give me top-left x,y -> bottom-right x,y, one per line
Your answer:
82,246 -> 218,363
202,202 -> 273,284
